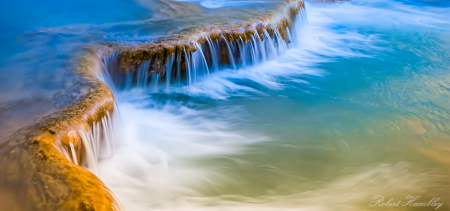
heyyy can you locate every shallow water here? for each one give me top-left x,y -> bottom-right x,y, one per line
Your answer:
96,0 -> 450,210
1,0 -> 450,210
0,0 -> 287,139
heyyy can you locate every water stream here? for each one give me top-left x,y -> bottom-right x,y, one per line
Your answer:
96,1 -> 450,210
1,0 -> 450,210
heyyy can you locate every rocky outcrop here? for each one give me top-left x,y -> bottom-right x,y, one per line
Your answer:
0,0 -> 305,210
0,49 -> 121,211
105,0 -> 304,87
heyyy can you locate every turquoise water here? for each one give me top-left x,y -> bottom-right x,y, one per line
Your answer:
1,0 -> 450,210
0,0 -> 285,138
95,1 -> 450,210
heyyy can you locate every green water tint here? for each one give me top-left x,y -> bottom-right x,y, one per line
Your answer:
100,1 -> 450,210
0,0 -> 449,210
164,72 -> 450,209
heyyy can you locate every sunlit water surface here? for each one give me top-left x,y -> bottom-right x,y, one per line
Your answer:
1,0 -> 450,210
96,0 -> 450,210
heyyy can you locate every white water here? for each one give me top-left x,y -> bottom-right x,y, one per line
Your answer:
96,1 -> 450,210
105,19 -> 295,91
78,111 -> 118,173
58,110 -> 120,174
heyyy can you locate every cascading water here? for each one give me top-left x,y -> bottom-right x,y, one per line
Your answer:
2,0 -> 449,210
78,111 -> 118,172
85,12 -> 301,175
94,1 -> 450,211
57,110 -> 119,174
103,25 -> 293,91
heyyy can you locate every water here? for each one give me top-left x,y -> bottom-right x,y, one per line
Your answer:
96,1 -> 450,210
105,26 -> 291,90
1,0 -> 450,210
0,0 -> 288,138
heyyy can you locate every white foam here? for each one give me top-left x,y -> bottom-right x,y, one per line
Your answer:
97,1 -> 450,210
98,94 -> 268,210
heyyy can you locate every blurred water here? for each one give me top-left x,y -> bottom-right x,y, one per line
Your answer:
0,0 -> 286,138
95,0 -> 450,210
1,0 -> 450,210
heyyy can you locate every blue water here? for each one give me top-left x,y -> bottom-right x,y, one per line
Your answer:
0,0 -> 285,138
1,0 -> 450,210
94,1 -> 450,210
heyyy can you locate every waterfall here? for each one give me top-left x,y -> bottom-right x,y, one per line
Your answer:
58,110 -> 119,174
78,110 -> 118,173
195,42 -> 211,77
221,35 -> 236,71
176,52 -> 182,85
274,29 -> 288,54
100,53 -> 119,95
289,7 -> 308,46
184,48 -> 192,86
102,11 -> 305,91
206,37 -> 219,72
237,37 -> 247,68
69,142 -> 78,166
137,60 -> 151,89
166,54 -> 175,90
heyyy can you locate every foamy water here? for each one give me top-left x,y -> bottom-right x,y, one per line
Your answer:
97,0 -> 450,210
